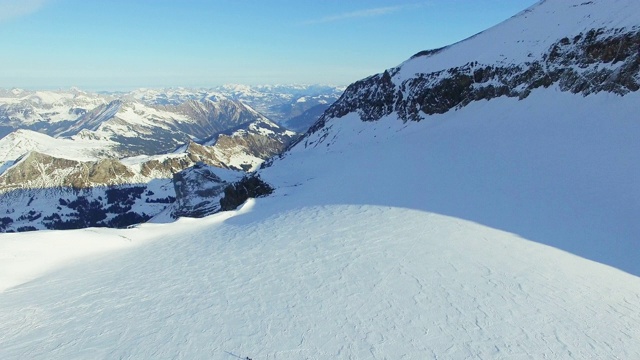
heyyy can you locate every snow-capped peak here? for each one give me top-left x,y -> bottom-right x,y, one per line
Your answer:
397,0 -> 640,81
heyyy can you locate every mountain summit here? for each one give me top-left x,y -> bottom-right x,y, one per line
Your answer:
305,0 -> 639,129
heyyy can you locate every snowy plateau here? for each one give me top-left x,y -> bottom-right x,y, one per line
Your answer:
1,0 -> 640,359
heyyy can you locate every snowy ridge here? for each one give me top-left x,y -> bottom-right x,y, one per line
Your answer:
0,129 -> 117,166
397,0 -> 640,80
309,0 -> 640,127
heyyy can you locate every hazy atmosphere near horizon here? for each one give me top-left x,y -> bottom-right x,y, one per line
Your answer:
1,0 -> 537,90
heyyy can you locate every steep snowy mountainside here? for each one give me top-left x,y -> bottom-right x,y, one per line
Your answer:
265,87 -> 640,276
399,0 -> 640,77
315,0 -> 640,124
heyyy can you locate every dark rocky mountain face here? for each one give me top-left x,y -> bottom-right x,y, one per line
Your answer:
172,164 -> 229,219
312,27 -> 640,133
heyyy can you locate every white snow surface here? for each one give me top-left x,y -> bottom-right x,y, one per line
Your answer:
1,202 -> 639,358
0,88 -> 639,358
281,88 -> 640,276
0,228 -> 142,292
397,0 -> 640,81
0,129 -> 117,166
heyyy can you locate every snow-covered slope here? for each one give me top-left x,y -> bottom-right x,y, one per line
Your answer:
267,89 -> 640,276
1,198 -> 639,358
278,0 -> 640,275
398,0 -> 640,78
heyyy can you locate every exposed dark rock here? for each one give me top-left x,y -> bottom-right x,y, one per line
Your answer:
172,165 -> 229,218
313,28 -> 640,127
219,175 -> 273,212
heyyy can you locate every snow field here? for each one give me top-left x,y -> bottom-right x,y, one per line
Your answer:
0,200 -> 639,359
275,88 -> 640,275
0,228 -> 141,292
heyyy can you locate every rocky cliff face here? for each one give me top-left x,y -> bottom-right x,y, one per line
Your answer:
171,164 -> 231,218
310,27 -> 639,134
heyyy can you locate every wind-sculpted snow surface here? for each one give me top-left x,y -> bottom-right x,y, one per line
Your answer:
1,200 -> 639,359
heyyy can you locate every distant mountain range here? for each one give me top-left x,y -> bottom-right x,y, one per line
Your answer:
0,85 -> 343,231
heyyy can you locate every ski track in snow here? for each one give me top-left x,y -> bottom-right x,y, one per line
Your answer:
0,201 -> 639,359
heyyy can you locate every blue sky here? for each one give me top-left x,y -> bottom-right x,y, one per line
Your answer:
0,0 -> 537,90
